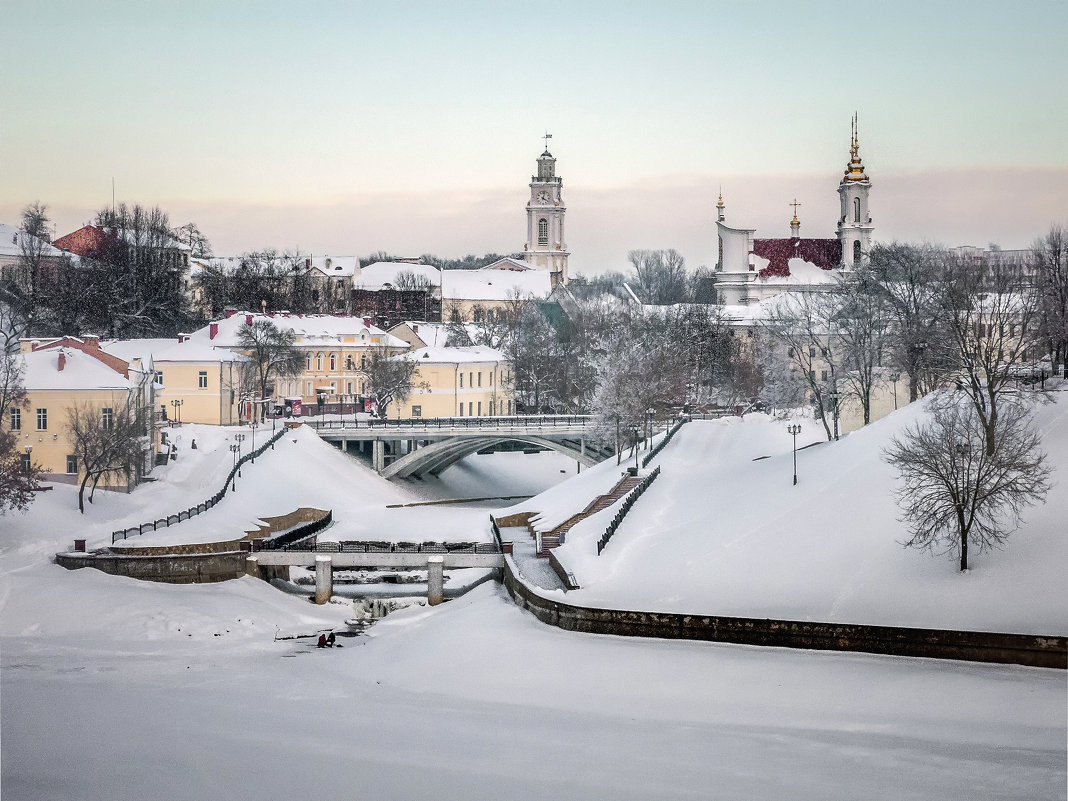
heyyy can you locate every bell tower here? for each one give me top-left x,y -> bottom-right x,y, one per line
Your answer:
837,113 -> 873,269
524,134 -> 569,287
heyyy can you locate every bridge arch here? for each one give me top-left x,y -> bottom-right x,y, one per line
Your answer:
382,434 -> 598,479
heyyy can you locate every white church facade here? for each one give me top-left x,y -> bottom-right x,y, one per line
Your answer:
715,117 -> 872,305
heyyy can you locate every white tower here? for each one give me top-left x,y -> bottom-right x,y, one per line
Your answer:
837,114 -> 873,269
524,136 -> 569,287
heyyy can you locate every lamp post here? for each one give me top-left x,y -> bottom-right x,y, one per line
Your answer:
170,398 -> 183,425
645,408 -> 655,450
250,420 -> 257,463
229,444 -> 239,491
890,372 -> 900,410
828,388 -> 839,441
234,433 -> 245,478
23,444 -> 32,476
787,423 -> 801,485
631,427 -> 640,470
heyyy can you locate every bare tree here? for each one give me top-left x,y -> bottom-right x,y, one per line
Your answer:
938,251 -> 1043,456
867,243 -> 954,402
628,249 -> 688,305
392,270 -> 432,291
173,222 -> 213,258
237,320 -> 304,421
883,396 -> 1050,571
66,400 -> 147,513
0,343 -> 39,513
834,275 -> 895,425
760,291 -> 842,440
1032,225 -> 1068,378
366,346 -> 426,418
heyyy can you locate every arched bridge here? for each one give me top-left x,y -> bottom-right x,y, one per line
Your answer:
305,415 -> 606,478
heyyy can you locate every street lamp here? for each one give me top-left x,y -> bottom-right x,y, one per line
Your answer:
250,419 -> 257,463
828,389 -> 840,442
170,398 -> 183,425
890,372 -> 901,410
234,433 -> 245,477
645,408 -> 655,450
631,426 -> 640,470
787,423 -> 801,485
229,443 -> 239,491
23,444 -> 32,476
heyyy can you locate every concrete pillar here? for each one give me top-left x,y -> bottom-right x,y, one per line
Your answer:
427,556 -> 444,606
314,555 -> 333,604
372,440 -> 385,472
245,556 -> 262,579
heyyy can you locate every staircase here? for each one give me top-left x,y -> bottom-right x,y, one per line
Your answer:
536,473 -> 644,557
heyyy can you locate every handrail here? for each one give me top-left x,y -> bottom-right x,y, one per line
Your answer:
597,465 -> 661,555
111,428 -> 286,544
642,419 -> 687,468
303,414 -> 594,431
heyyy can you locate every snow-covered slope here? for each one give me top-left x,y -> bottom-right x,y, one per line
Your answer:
551,393 -> 1068,634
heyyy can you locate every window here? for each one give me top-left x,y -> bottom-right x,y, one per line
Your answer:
155,371 -> 163,385
853,197 -> 861,223
538,218 -> 549,246
306,354 -> 312,371
459,373 -> 464,388
469,372 -> 473,387
853,240 -> 861,262
787,347 -> 794,357
311,289 -> 320,303
9,408 -> 20,431
809,370 -> 815,382
459,403 -> 464,416
198,371 -> 208,389
477,372 -> 482,387
360,355 -> 367,370
468,402 -> 473,416
808,346 -> 816,358
36,408 -> 47,431
489,371 -> 494,386
329,354 -> 336,371
346,356 -> 354,370
316,353 -> 323,372
412,405 -> 422,418
477,401 -> 482,416
346,381 -> 353,395
489,401 -> 495,415
101,407 -> 113,430
66,455 -> 77,474
20,453 -> 30,473
821,370 -> 828,382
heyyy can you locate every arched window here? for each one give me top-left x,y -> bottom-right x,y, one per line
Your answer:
538,218 -> 549,246
329,353 -> 336,371
853,197 -> 861,223
853,240 -> 862,263
315,353 -> 323,372
305,354 -> 311,371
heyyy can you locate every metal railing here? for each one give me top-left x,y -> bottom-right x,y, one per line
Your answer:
642,420 -> 687,468
305,414 -> 593,431
597,465 -> 661,555
111,428 -> 286,544
268,539 -> 501,554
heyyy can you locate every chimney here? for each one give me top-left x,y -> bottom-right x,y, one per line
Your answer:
209,323 -> 219,340
223,308 -> 238,318
363,317 -> 371,328
412,324 -> 419,333
57,352 -> 66,371
245,314 -> 253,325
83,335 -> 100,350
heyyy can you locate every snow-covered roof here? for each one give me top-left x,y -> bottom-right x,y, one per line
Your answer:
187,312 -> 409,350
0,223 -> 79,263
393,321 -> 483,348
103,337 -> 248,364
307,255 -> 360,275
483,256 -> 534,271
752,255 -> 842,286
102,339 -> 179,363
356,262 -> 442,290
21,348 -> 134,392
441,267 -> 552,301
395,345 -> 505,364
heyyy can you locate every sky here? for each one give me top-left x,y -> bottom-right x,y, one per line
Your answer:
1,0 -> 1065,276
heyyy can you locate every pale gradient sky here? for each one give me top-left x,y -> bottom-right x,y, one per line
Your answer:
1,1 -> 1065,275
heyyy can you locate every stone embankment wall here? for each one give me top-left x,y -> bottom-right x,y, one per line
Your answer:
56,550 -> 246,583
501,559 -> 1066,669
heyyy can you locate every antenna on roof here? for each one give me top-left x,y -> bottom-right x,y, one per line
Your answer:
111,177 -> 115,213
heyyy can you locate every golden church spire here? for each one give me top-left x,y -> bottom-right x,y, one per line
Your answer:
843,112 -> 868,182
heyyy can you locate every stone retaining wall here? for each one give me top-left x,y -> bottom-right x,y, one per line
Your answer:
56,551 -> 247,584
110,539 -> 245,556
502,559 -> 1067,669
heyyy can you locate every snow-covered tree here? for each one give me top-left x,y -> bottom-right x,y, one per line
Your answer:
237,320 -> 304,421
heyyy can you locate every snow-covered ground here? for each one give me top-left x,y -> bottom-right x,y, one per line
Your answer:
1,412 -> 1065,799
542,393 -> 1068,634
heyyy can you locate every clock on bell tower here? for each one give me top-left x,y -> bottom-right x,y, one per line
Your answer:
524,135 -> 569,287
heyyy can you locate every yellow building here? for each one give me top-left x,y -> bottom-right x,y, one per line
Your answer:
104,338 -> 246,426
13,341 -> 157,488
389,346 -> 514,419
185,312 -> 410,416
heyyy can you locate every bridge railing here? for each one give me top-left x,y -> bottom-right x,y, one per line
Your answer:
269,540 -> 501,554
304,414 -> 594,431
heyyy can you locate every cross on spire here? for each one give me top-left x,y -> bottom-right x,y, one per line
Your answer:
542,131 -> 553,151
790,198 -> 802,222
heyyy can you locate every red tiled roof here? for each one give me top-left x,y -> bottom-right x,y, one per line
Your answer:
752,238 -> 842,277
52,225 -> 118,258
